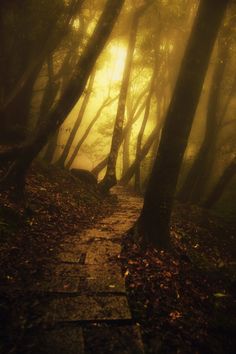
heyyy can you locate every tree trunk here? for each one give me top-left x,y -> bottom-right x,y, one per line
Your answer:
134,60 -> 157,192
141,95 -> 166,192
0,0 -> 83,115
122,124 -> 132,177
122,88 -> 149,178
55,69 -> 96,167
120,127 -> 159,185
203,157 -> 236,208
99,10 -> 140,193
66,95 -> 118,169
92,92 -> 147,178
37,55 -> 60,127
137,0 -> 229,249
43,128 -> 60,164
1,66 -> 40,142
178,24 -> 232,203
0,0 -> 125,189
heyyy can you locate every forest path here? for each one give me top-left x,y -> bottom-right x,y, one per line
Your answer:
27,186 -> 144,353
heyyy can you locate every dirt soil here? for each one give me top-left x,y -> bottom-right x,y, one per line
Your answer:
121,203 -> 236,354
0,161 -> 116,354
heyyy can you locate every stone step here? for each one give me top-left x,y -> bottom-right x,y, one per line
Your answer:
24,327 -> 84,354
6,265 -> 125,294
85,240 -> 121,264
52,264 -> 126,293
84,325 -> 145,354
23,187 -> 145,354
43,295 -> 131,323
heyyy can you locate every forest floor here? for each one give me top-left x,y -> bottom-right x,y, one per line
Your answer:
0,162 -> 117,353
0,162 -> 235,354
122,202 -> 236,354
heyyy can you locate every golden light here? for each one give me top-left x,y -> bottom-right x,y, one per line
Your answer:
72,18 -> 80,30
107,42 -> 127,82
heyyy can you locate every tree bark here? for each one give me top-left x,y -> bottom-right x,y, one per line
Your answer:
43,128 -> 60,164
66,95 -> 118,169
122,124 -> 132,177
1,65 -> 40,142
0,0 -> 125,189
120,127 -> 159,185
99,10 -> 140,193
137,0 -> 229,249
203,157 -> 236,208
0,0 -> 83,115
55,69 -> 96,167
134,60 -> 157,192
92,92 -> 147,178
178,24 -> 232,203
38,55 -> 60,126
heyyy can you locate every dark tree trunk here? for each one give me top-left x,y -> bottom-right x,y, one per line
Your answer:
0,1 -> 83,143
137,0 -> 229,249
178,24 -> 232,203
38,55 -> 60,127
66,95 -> 118,169
122,124 -> 132,177
0,0 -> 125,189
120,127 -> 159,185
1,66 -> 40,142
0,0 -> 83,116
122,89 -> 149,178
55,69 -> 96,167
99,10 -> 140,193
134,60 -> 157,192
92,157 -> 109,178
92,91 -> 147,178
43,128 -> 60,164
203,157 -> 236,208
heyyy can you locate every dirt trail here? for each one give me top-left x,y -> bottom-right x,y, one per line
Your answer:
22,186 -> 144,353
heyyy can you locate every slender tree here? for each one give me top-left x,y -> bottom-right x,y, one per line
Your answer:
43,129 -> 60,164
120,126 -> 159,185
55,69 -> 96,167
122,87 -> 149,177
136,0 -> 229,249
38,55 -> 60,124
0,0 -> 125,190
92,92 -> 148,177
134,59 -> 158,192
0,0 -> 83,138
178,24 -> 233,203
66,95 -> 118,169
203,156 -> 236,208
99,2 -> 152,193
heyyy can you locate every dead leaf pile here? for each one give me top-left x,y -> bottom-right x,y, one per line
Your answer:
121,204 -> 236,354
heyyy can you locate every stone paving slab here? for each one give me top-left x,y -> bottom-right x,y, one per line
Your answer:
10,266 -> 125,295
26,327 -> 84,354
24,187 -> 144,353
52,264 -> 125,293
84,325 -> 145,354
85,240 -> 121,264
44,295 -> 131,322
86,272 -> 125,293
30,277 -> 80,293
